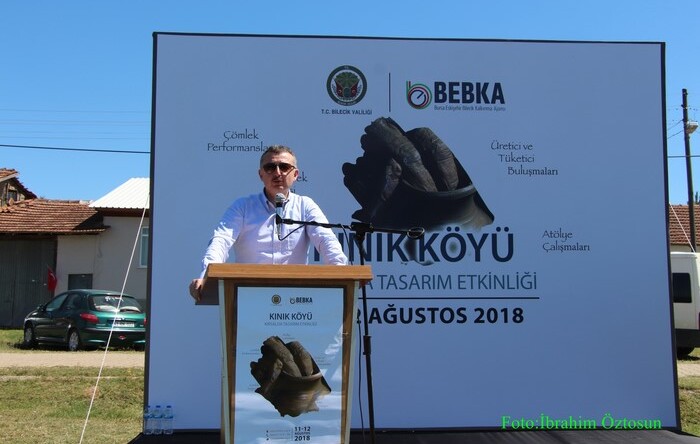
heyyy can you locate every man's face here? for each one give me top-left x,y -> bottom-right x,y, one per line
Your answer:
259,151 -> 299,200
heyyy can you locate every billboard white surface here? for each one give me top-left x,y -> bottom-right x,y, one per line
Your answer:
149,33 -> 674,430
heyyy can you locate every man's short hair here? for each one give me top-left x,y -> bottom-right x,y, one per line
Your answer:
260,145 -> 296,166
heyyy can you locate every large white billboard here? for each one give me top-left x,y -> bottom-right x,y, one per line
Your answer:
149,33 -> 675,431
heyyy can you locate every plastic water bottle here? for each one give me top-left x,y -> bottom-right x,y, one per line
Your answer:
152,405 -> 163,435
143,405 -> 153,435
162,405 -> 174,435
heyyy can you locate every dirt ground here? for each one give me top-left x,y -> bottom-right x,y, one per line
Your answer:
0,351 -> 144,368
0,351 -> 699,377
679,360 -> 700,377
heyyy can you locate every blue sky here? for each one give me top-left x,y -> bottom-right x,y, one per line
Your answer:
1,0 -> 698,203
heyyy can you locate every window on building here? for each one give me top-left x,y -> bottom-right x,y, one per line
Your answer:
68,274 -> 93,290
140,226 -> 149,268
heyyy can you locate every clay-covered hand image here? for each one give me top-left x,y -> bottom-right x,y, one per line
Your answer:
250,336 -> 331,417
342,117 -> 494,230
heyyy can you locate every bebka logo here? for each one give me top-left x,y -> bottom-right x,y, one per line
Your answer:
289,296 -> 313,305
406,81 -> 433,109
327,66 -> 367,106
406,80 -> 506,109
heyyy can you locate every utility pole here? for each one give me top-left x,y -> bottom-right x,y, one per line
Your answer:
683,89 -> 697,250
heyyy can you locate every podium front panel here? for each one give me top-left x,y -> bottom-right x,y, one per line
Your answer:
220,279 -> 358,444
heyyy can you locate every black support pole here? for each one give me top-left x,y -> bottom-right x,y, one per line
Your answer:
683,89 -> 697,250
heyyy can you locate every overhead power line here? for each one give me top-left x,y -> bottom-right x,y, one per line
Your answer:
0,107 -> 148,114
0,119 -> 148,125
0,143 -> 149,154
669,128 -> 685,139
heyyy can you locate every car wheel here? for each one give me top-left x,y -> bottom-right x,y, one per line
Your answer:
67,329 -> 82,352
23,325 -> 37,349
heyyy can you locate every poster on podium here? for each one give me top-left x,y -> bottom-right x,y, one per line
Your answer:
231,286 -> 348,443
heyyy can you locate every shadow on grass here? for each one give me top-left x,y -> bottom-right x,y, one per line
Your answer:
13,342 -> 71,351
12,342 -> 144,353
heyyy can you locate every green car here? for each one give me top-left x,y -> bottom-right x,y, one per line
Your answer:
22,289 -> 146,351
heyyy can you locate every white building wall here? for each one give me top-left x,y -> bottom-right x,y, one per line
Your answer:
56,235 -> 97,291
57,216 -> 149,305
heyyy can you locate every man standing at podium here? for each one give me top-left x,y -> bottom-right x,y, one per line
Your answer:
189,145 -> 348,301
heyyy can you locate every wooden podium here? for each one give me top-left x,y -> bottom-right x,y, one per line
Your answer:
199,263 -> 373,444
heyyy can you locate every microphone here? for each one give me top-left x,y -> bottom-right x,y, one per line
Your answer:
275,193 -> 285,240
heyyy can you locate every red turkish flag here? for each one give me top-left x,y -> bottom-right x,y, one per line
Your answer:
47,266 -> 57,293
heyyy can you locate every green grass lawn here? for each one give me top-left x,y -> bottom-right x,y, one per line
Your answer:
679,348 -> 700,436
680,375 -> 700,436
0,366 -> 143,444
0,329 -> 144,443
1,328 -> 25,352
1,329 -> 699,441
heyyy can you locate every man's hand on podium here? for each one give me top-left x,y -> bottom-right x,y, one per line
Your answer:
189,278 -> 203,302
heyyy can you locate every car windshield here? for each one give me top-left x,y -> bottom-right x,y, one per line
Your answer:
90,295 -> 143,313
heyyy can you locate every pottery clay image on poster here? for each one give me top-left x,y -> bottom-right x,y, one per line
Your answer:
250,336 -> 331,417
343,117 -> 494,231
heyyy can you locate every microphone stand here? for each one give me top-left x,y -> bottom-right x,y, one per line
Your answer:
278,216 -> 424,444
